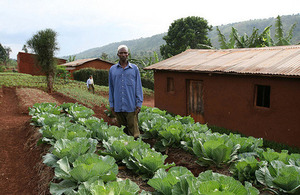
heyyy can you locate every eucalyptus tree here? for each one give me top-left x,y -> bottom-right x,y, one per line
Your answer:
27,28 -> 59,93
160,16 -> 212,59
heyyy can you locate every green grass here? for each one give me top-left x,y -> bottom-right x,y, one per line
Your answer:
58,87 -> 108,108
0,72 -> 153,108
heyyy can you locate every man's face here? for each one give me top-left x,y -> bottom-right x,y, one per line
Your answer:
117,48 -> 129,61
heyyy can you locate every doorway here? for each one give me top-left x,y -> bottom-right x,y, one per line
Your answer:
187,80 -> 205,123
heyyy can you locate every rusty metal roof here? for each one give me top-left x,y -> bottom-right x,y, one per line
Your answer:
145,45 -> 300,78
60,58 -> 114,67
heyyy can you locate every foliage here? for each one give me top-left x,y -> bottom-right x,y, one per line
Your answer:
74,179 -> 140,195
147,166 -> 194,195
160,16 -> 212,59
275,15 -> 297,46
139,112 -> 170,139
229,133 -> 263,153
255,160 -> 300,194
101,136 -> 150,162
57,87 -> 109,108
67,55 -> 76,62
39,122 -> 92,145
67,103 -> 95,121
230,156 -> 265,183
50,153 -> 119,194
45,137 -> 97,164
210,14 -> 300,48
73,68 -> 109,86
29,102 -> 61,115
123,148 -> 175,179
56,65 -> 71,83
0,43 -> 12,67
217,26 -> 274,48
26,28 -> 59,93
26,99 -> 299,194
216,15 -> 298,49
163,170 -> 259,195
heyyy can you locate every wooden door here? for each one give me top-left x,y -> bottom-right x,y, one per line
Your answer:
187,80 -> 205,124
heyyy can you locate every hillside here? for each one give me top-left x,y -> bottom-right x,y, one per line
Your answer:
72,14 -> 300,60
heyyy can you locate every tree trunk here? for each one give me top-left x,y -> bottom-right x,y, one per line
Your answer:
47,72 -> 54,93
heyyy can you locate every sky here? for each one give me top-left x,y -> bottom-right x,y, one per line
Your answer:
1,0 -> 299,59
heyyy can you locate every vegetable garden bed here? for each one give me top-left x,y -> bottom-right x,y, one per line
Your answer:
28,102 -> 300,194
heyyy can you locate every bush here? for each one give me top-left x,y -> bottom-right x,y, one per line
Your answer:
73,68 -> 109,86
74,68 -> 154,90
0,65 -> 5,72
141,77 -> 154,90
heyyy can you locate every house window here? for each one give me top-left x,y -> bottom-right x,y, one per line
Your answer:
167,77 -> 174,93
255,85 -> 270,108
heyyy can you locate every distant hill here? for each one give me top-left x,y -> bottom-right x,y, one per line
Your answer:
71,14 -> 300,60
73,33 -> 166,60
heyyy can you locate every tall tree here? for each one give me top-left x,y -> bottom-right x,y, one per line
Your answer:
160,16 -> 212,59
0,44 -> 11,66
27,28 -> 59,93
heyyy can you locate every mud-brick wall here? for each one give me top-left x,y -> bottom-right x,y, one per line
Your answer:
154,70 -> 300,148
68,60 -> 113,75
17,52 -> 66,75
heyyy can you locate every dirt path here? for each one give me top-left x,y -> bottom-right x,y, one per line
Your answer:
0,87 -> 155,194
0,87 -> 41,194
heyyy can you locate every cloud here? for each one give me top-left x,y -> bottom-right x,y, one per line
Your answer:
1,0 -> 299,59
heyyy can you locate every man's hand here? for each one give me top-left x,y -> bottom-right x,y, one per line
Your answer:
111,107 -> 116,116
135,107 -> 141,115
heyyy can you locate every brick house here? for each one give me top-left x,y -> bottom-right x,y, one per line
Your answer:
17,52 -> 66,75
60,58 -> 114,76
145,45 -> 300,147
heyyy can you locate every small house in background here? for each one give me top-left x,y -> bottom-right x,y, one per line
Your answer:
145,45 -> 300,147
60,58 -> 114,77
17,52 -> 67,75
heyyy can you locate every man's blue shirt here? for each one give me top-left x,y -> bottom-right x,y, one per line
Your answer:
109,62 -> 143,112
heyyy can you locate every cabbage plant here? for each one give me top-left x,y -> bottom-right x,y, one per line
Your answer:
161,170 -> 260,195
147,166 -> 194,195
52,138 -> 97,163
50,153 -> 118,194
101,136 -> 150,162
230,156 -> 265,183
74,179 -> 140,194
255,160 -> 300,194
123,148 -> 175,179
29,102 -> 61,116
40,122 -> 92,144
67,103 -> 95,121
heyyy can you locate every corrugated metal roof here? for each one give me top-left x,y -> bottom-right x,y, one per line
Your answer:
60,58 -> 114,67
145,45 -> 300,78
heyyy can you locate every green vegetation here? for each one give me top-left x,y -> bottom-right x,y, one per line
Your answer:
26,28 -> 59,93
71,14 -> 300,60
160,16 -> 212,59
0,72 -> 153,108
0,43 -> 17,71
216,15 -> 297,49
29,102 -> 300,194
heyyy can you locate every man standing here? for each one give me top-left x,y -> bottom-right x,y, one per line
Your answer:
109,45 -> 143,138
87,75 -> 95,94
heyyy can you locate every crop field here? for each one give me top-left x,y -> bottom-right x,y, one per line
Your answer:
0,73 -> 299,194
